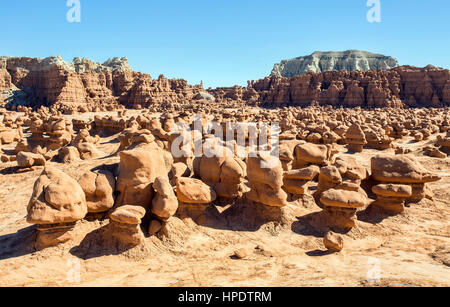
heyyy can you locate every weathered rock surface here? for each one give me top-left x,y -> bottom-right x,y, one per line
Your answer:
271,50 -> 399,77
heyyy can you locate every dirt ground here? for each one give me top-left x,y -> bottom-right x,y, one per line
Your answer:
0,112 -> 449,287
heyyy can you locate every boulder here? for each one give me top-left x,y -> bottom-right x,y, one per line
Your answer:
78,170 -> 116,213
16,152 -> 46,168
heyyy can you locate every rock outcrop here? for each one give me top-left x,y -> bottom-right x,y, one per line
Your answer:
1,56 -> 203,112
271,50 -> 399,77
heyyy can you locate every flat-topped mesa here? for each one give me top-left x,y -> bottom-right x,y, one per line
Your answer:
219,65 -> 450,108
371,155 -> 441,203
271,50 -> 399,77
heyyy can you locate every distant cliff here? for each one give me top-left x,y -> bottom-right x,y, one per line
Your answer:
0,56 -> 202,112
271,50 -> 399,77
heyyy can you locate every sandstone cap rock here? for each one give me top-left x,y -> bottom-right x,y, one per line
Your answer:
371,155 -> 441,183
284,165 -> 320,180
320,189 -> 368,209
109,205 -> 146,225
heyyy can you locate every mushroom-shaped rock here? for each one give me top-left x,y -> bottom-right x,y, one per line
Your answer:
372,184 -> 413,214
320,189 -> 368,209
371,155 -> 440,184
317,166 -> 343,196
283,165 -> 320,195
27,166 -> 88,249
109,205 -> 146,246
345,124 -> 367,152
320,189 -> 367,229
78,170 -> 116,213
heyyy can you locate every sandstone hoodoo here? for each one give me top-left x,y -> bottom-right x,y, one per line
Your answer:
372,184 -> 413,214
0,52 -> 449,287
78,170 -> 116,213
371,155 -> 441,203
246,152 -> 288,208
26,166 -> 87,249
345,124 -> 367,153
108,205 -> 146,246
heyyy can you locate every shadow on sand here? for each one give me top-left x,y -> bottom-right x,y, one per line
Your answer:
0,225 -> 37,260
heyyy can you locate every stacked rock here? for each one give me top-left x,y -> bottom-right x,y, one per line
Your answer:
46,116 -> 72,151
317,156 -> 369,230
320,188 -> 368,230
345,124 -> 367,152
108,147 -> 171,244
317,166 -> 342,197
371,184 -> 412,214
27,167 -> 88,250
29,118 -> 46,143
371,155 -> 441,203
283,165 -> 320,196
364,127 -> 393,150
109,205 -> 146,246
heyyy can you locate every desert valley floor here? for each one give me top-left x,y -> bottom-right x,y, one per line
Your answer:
0,110 -> 449,287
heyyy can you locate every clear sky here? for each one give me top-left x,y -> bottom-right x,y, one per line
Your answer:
1,0 -> 449,88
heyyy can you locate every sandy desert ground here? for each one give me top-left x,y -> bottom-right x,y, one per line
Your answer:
0,111 -> 449,287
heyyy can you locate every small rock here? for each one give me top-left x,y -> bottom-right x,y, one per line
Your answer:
323,232 -> 344,252
234,248 -> 248,259
148,219 -> 163,236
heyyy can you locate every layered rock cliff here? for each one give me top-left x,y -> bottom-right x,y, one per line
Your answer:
271,50 -> 399,77
2,55 -> 449,111
1,56 -> 202,112
210,65 -> 450,108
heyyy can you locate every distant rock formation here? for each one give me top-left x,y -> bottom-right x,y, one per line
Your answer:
210,65 -> 450,108
271,50 -> 399,77
0,56 -> 203,113
0,56 -> 132,73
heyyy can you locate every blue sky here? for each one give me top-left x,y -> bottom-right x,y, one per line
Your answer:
1,0 -> 449,88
